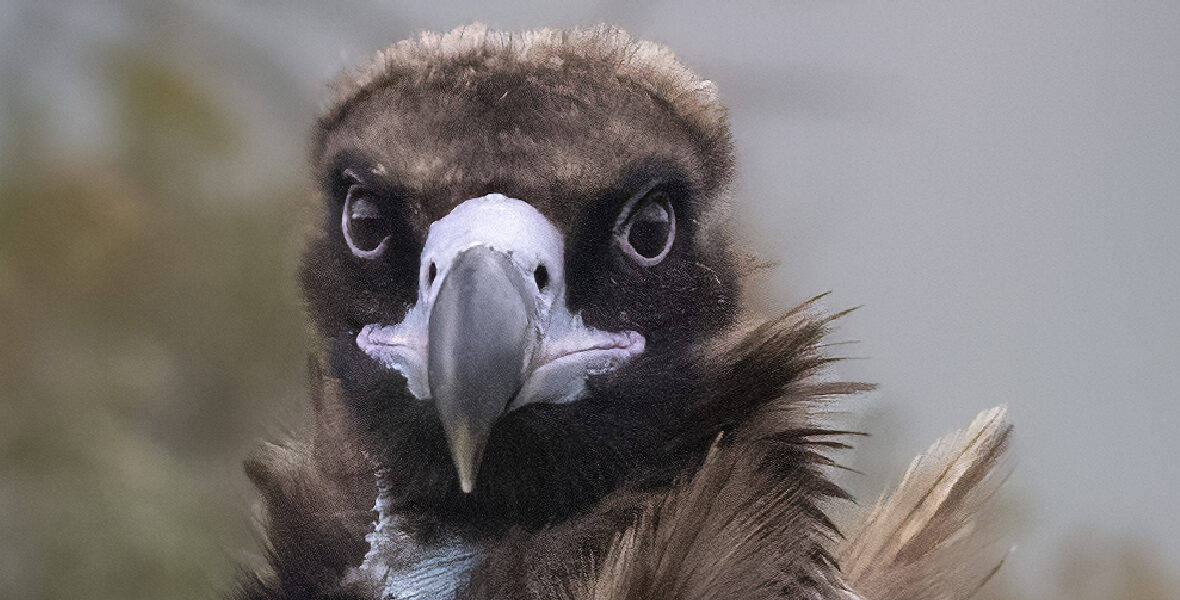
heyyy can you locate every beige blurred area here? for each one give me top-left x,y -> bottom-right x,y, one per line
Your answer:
2,1 -> 1177,599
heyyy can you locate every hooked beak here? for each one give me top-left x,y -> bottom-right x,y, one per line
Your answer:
428,246 -> 532,493
355,194 -> 645,493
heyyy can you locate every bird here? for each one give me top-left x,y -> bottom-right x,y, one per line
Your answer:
230,24 -> 1012,600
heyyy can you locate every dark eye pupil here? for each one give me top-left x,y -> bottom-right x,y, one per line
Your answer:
615,191 -> 675,266
628,219 -> 670,259
347,195 -> 389,251
623,194 -> 673,261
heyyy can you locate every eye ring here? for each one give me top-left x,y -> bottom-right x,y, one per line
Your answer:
614,186 -> 676,266
341,174 -> 391,259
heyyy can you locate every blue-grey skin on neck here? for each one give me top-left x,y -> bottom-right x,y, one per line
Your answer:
343,470 -> 487,599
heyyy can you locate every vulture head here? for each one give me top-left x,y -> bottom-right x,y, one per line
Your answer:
237,24 -> 1011,600
300,25 -> 745,530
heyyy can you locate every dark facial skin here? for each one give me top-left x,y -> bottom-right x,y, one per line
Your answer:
300,63 -> 740,532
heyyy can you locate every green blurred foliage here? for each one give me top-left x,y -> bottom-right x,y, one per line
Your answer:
1,46 -> 308,599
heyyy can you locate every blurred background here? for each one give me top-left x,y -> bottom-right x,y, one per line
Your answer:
2,1 -> 1178,598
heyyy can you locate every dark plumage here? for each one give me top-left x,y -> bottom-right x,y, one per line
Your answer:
231,24 -> 1011,600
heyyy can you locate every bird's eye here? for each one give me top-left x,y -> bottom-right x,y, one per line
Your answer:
615,190 -> 675,266
342,184 -> 392,259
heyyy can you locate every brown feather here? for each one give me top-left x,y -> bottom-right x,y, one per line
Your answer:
839,407 -> 1013,600
232,360 -> 376,599
464,301 -> 870,600
571,436 -> 849,600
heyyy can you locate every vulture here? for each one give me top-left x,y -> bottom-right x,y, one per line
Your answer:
232,24 -> 1013,600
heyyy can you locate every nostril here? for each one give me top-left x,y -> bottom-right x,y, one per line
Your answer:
533,264 -> 549,290
428,262 -> 437,286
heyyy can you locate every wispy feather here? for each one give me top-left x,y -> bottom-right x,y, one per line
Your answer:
575,436 -> 845,600
839,406 -> 1013,600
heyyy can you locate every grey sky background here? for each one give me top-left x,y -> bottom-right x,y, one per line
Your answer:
3,0 -> 1178,596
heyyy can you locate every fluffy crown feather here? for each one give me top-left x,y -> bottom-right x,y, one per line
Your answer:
318,23 -> 727,159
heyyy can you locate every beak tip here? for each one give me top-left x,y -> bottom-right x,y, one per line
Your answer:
459,476 -> 476,494
445,423 -> 485,495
